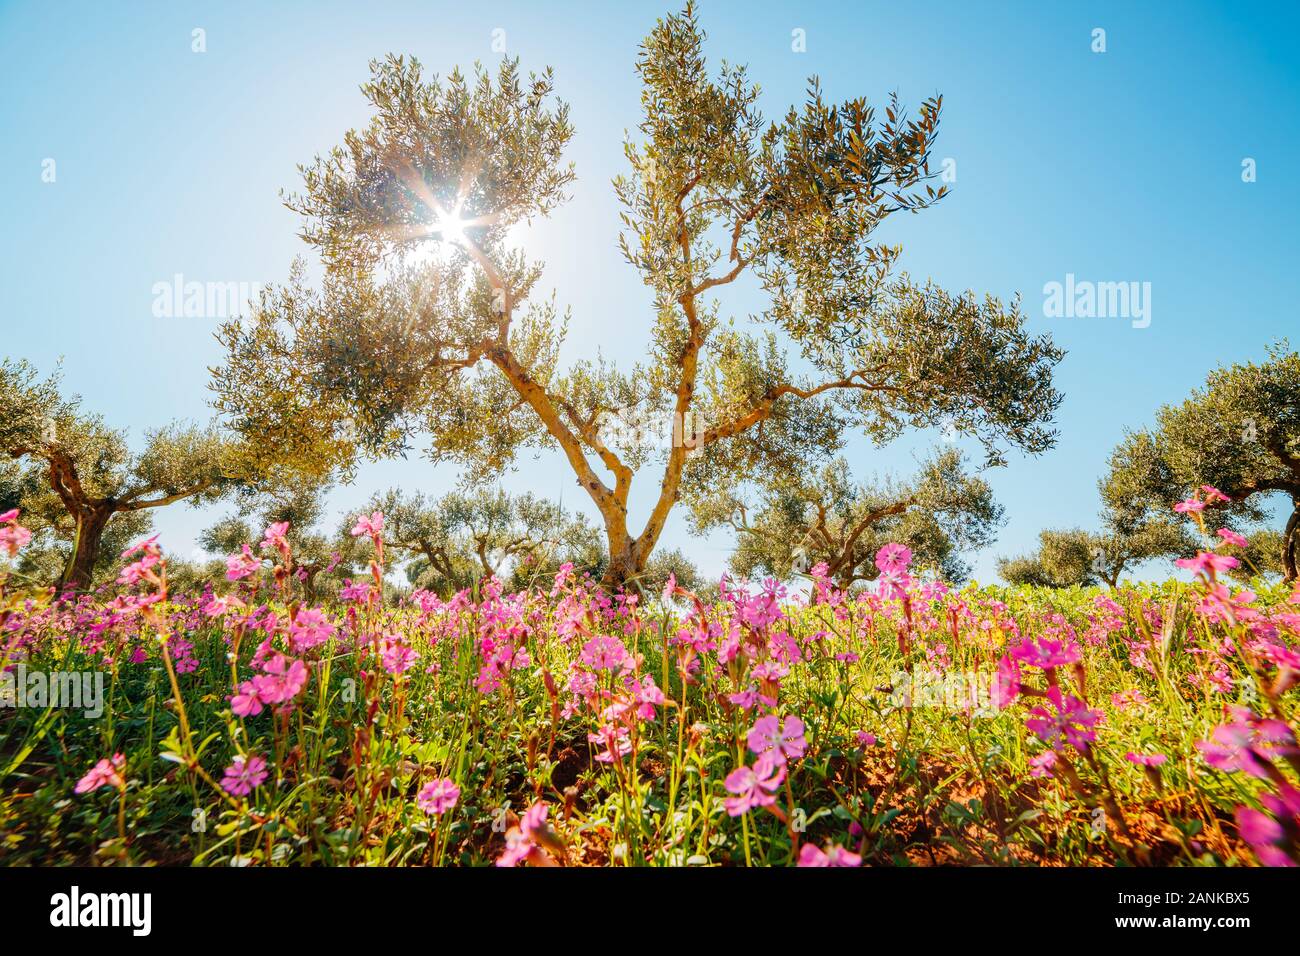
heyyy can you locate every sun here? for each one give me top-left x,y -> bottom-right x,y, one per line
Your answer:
432,205 -> 468,245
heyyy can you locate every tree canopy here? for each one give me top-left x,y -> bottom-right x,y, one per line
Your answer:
212,3 -> 1062,587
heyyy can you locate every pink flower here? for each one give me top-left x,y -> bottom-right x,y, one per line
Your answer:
875,543 -> 912,575
221,753 -> 268,796
1176,551 -> 1239,578
288,608 -> 336,651
856,731 -> 878,747
251,654 -> 309,707
120,535 -> 160,560
497,801 -> 554,867
1173,498 -> 1205,514
991,655 -> 1021,709
1025,687 -> 1101,753
723,753 -> 786,816
417,778 -> 460,815
1197,709 -> 1297,779
351,511 -> 385,539
1236,806 -> 1283,847
876,569 -> 912,602
746,714 -> 807,764
74,754 -> 125,794
203,593 -> 246,617
339,579 -> 374,603
260,521 -> 290,554
1110,689 -> 1148,711
1029,751 -> 1057,778
231,680 -> 264,717
624,674 -> 666,719
1010,636 -> 1080,671
380,635 -> 418,675
225,544 -> 261,581
117,550 -> 162,587
0,509 -> 32,558
587,722 -> 633,764
1234,792 -> 1297,867
798,842 -> 863,867
580,635 -> 630,672
1125,752 -> 1167,767
1201,485 -> 1231,504
1217,528 -> 1249,548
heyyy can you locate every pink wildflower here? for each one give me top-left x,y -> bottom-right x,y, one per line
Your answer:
1025,686 -> 1101,753
0,509 -> 32,558
875,543 -> 912,575
225,544 -> 261,581
351,511 -> 384,539
746,713 -> 807,764
798,843 -> 863,867
723,753 -> 786,816
580,635 -> 630,672
417,778 -> 461,815
1124,752 -> 1167,767
1217,528 -> 1248,548
1029,751 -> 1057,778
221,753 -> 268,796
74,754 -> 126,794
260,521 -> 290,554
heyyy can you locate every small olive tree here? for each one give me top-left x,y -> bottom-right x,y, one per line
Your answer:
2,359 -> 239,590
201,480 -> 368,602
361,487 -> 601,594
692,448 -> 1002,587
1104,342 -> 1300,581
998,516 -> 1193,590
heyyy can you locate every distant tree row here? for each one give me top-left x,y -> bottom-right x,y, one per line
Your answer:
4,340 -> 1297,597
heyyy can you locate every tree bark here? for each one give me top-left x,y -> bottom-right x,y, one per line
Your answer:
302,566 -> 321,605
600,521 -> 644,590
1283,501 -> 1300,584
60,508 -> 111,592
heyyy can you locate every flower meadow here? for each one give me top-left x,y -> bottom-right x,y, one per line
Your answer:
1,494 -> 1299,868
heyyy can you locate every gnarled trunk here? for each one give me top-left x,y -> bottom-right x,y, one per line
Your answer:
1283,501 -> 1300,584
600,521 -> 646,590
60,508 -> 111,592
302,566 -> 320,605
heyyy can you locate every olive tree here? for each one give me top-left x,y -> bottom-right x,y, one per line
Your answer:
361,487 -> 602,594
692,448 -> 1002,587
0,455 -> 151,585
1104,342 -> 1300,581
1219,527 -> 1286,584
997,528 -> 1098,589
2,359 -> 239,590
201,480 -> 368,602
998,516 -> 1193,590
212,4 -> 1062,587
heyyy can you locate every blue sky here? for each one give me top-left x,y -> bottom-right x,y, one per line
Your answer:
2,0 -> 1297,583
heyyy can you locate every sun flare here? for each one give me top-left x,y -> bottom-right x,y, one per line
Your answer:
432,206 -> 468,245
